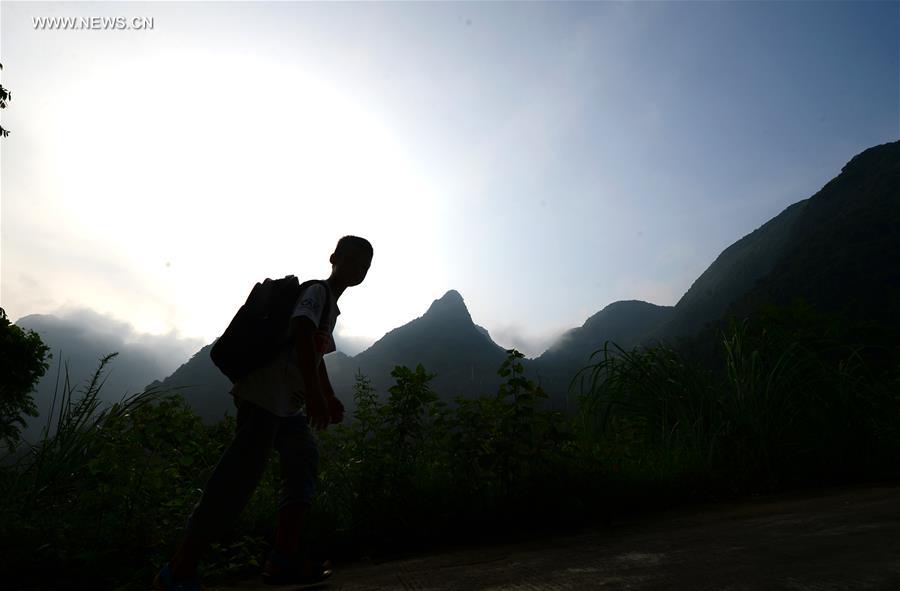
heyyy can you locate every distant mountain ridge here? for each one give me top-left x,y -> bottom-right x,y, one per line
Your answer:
144,343 -> 233,424
530,300 -> 674,404
16,140 -> 899,427
348,289 -> 509,401
539,300 -> 674,361
13,313 -> 197,442
143,289 -> 510,423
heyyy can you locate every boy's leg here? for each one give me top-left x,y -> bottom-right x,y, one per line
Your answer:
168,528 -> 208,582
168,399 -> 281,580
271,412 -> 320,561
274,502 -> 308,558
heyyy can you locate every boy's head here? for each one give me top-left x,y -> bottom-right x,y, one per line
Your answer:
330,235 -> 373,287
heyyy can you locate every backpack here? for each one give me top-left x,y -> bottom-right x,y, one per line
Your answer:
210,275 -> 331,384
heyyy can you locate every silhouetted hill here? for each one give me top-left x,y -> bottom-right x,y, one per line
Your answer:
145,291 -> 509,420
152,140 -> 900,416
723,142 -> 898,356
675,140 -> 900,372
531,300 -> 675,405
735,141 -> 899,325
539,300 -> 675,364
349,290 -> 510,400
533,140 -> 900,402
145,343 -> 234,424
25,141 -> 896,430
643,200 -> 810,345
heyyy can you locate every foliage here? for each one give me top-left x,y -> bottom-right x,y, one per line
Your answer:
0,353 -> 239,589
0,305 -> 896,589
0,307 -> 51,454
310,352 -> 574,548
445,350 -> 571,510
316,364 -> 445,540
574,302 -> 900,494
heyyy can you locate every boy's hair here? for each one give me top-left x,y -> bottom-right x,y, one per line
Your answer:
335,235 -> 373,258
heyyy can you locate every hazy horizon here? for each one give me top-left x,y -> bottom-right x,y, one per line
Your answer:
2,0 -> 897,361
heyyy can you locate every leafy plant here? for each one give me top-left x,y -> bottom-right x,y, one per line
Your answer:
0,307 -> 51,454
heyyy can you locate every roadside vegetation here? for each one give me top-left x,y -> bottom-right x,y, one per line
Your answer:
1,302 -> 897,590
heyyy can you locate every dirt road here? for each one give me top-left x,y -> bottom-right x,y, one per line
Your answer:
215,484 -> 900,590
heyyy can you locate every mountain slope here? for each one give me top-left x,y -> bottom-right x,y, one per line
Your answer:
349,290 -> 510,400
531,300 -> 674,405
113,141 -> 900,423
725,141 -> 900,343
671,140 -> 900,372
144,290 -> 511,420
643,199 -> 809,344
534,141 -> 900,397
145,343 -> 234,424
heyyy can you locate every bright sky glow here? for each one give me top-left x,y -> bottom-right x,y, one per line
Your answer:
2,1 -> 897,360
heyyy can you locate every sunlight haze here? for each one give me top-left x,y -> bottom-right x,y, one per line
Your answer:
2,0 -> 896,360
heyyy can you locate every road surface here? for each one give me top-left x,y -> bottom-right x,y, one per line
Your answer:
210,484 -> 900,590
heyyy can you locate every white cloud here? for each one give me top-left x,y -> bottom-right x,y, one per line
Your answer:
21,305 -> 205,377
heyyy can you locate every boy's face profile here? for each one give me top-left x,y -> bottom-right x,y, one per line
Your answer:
332,244 -> 372,287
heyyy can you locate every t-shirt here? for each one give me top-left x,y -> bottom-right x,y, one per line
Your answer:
230,281 -> 340,417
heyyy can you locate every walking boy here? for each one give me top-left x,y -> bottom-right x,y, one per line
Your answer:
154,235 -> 373,591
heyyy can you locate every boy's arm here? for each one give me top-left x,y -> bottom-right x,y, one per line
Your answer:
318,362 -> 345,424
318,362 -> 336,399
290,315 -> 329,430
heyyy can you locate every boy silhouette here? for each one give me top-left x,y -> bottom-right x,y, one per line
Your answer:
154,235 -> 373,591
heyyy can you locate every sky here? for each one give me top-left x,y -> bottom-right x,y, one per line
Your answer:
1,0 -> 898,363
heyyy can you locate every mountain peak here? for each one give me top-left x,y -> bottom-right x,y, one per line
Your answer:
424,289 -> 471,321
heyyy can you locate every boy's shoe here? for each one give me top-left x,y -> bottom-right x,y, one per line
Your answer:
261,549 -> 333,586
153,562 -> 208,591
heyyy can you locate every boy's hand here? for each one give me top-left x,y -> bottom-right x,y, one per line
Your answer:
326,394 -> 345,424
305,393 -> 330,431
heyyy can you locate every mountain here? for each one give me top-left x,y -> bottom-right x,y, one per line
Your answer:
531,300 -> 675,405
718,140 -> 900,356
653,140 -> 900,374
347,290 -> 509,401
19,141 -> 896,432
642,199 -> 810,345
147,141 -> 900,418
144,290 -> 510,421
530,140 -> 900,399
733,142 -> 899,320
144,343 -> 235,424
